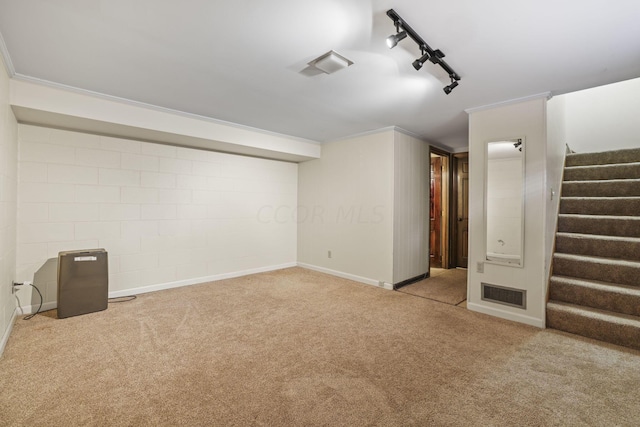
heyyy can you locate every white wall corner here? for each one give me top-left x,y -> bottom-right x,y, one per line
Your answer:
0,308 -> 18,357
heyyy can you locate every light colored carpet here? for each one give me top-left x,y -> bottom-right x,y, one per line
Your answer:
1,267 -> 639,426
398,268 -> 468,305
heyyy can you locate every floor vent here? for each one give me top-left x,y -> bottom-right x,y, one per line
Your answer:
481,283 -> 526,309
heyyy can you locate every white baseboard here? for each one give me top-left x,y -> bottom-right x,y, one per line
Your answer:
467,302 -> 545,328
14,301 -> 57,316
108,262 -> 298,298
15,262 -> 298,312
297,263 -> 393,290
0,308 -> 18,357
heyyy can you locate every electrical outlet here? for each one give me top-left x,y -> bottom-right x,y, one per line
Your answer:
12,281 -> 31,294
328,250 -> 332,259
476,262 -> 484,273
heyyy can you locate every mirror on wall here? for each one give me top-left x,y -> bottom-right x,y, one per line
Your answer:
485,138 -> 525,266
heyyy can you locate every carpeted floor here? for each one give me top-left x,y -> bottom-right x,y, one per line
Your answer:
398,268 -> 468,305
1,267 -> 639,426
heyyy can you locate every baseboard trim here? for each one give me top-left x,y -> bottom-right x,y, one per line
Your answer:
393,272 -> 429,290
0,308 -> 18,357
15,262 -> 298,313
109,262 -> 298,298
467,301 -> 545,328
297,263 -> 393,290
14,301 -> 58,316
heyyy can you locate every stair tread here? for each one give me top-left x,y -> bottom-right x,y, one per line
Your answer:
550,275 -> 640,296
547,301 -> 640,327
565,161 -> 640,170
563,178 -> 640,184
558,213 -> 640,220
555,232 -> 640,243
566,148 -> 640,166
554,252 -> 640,267
561,196 -> 640,200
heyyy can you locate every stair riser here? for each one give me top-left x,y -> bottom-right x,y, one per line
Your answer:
562,180 -> 640,197
555,235 -> 640,261
559,198 -> 640,216
564,163 -> 640,181
553,257 -> 640,287
549,280 -> 640,317
566,148 -> 640,167
546,307 -> 640,350
558,216 -> 640,237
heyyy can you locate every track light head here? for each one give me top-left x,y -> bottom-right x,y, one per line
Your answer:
412,52 -> 431,71
386,31 -> 407,49
443,81 -> 459,95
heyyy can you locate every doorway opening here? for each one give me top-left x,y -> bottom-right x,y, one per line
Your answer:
430,148 -> 450,271
428,148 -> 469,271
397,148 -> 468,307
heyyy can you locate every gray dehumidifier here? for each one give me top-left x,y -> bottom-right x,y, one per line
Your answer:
57,249 -> 108,319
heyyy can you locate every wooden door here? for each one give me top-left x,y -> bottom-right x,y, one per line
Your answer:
455,154 -> 469,268
430,156 -> 442,268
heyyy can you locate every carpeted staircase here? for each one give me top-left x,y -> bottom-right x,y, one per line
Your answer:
547,147 -> 640,350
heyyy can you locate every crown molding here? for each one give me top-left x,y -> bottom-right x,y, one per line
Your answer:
464,92 -> 553,115
327,125 -> 434,144
0,30 -> 15,77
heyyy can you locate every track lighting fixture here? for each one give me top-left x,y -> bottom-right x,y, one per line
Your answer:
443,80 -> 458,95
514,139 -> 523,151
386,9 -> 462,95
412,52 -> 430,71
386,31 -> 407,49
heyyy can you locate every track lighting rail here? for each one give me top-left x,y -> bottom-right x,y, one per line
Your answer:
386,9 -> 461,94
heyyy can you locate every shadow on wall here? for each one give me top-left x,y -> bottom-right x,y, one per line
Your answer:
15,258 -> 58,314
34,258 -> 58,305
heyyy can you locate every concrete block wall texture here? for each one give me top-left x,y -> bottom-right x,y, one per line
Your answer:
15,125 -> 298,307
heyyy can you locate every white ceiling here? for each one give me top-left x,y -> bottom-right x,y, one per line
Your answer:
1,0 -> 639,152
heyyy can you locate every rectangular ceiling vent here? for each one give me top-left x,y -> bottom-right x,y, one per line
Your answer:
481,283 -> 526,309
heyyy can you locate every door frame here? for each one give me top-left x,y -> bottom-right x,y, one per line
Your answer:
452,152 -> 469,268
429,146 -> 452,270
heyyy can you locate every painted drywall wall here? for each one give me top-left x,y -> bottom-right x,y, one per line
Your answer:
10,79 -> 321,162
562,77 -> 640,153
297,130 -> 394,287
545,96 -> 567,290
0,54 -> 18,354
467,97 -> 547,327
14,125 -> 298,312
393,131 -> 429,284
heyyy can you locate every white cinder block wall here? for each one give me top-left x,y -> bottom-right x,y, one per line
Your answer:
15,125 -> 297,310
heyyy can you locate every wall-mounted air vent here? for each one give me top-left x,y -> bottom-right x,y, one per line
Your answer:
481,283 -> 526,309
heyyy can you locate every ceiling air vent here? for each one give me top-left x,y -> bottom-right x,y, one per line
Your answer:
481,283 -> 526,309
